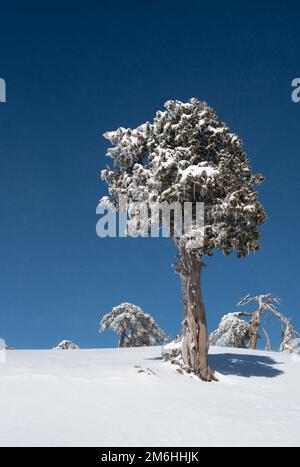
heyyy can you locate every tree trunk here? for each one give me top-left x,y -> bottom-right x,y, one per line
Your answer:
250,311 -> 260,350
178,245 -> 217,382
119,328 -> 126,348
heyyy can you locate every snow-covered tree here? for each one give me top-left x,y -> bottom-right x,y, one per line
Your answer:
209,313 -> 252,348
100,98 -> 266,380
211,295 -> 299,353
54,340 -> 80,350
237,294 -> 280,350
237,293 -> 299,352
99,303 -> 168,348
0,338 -> 7,350
280,322 -> 299,353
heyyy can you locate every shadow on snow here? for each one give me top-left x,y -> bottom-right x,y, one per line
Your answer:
209,352 -> 284,378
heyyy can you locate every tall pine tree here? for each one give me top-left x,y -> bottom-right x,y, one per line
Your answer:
100,99 -> 266,381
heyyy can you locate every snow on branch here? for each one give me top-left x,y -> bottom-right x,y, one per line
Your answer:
209,313 -> 252,348
53,340 -> 80,350
100,303 -> 168,348
101,98 -> 266,258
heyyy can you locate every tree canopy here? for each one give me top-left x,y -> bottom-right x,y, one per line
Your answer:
100,303 -> 168,348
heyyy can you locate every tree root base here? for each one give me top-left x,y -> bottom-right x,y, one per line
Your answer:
162,347 -> 218,382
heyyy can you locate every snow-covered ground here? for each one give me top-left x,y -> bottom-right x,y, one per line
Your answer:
0,346 -> 299,447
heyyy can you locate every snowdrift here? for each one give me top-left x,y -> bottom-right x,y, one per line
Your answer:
0,346 -> 299,447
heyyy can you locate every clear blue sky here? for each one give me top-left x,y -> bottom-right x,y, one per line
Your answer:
0,1 -> 299,349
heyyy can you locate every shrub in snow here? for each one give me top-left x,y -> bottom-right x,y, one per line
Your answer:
0,338 -> 7,350
54,340 -> 80,350
209,313 -> 252,348
0,338 -> 7,363
280,321 -> 299,354
100,98 -> 266,380
99,303 -> 168,348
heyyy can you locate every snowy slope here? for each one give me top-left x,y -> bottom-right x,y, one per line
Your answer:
0,346 -> 299,447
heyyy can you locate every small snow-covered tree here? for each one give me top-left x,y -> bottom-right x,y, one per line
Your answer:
237,294 -> 281,350
237,293 -> 299,352
100,99 -> 266,380
0,338 -> 7,350
209,313 -> 252,348
280,322 -> 299,353
54,340 -> 80,350
99,303 -> 168,348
